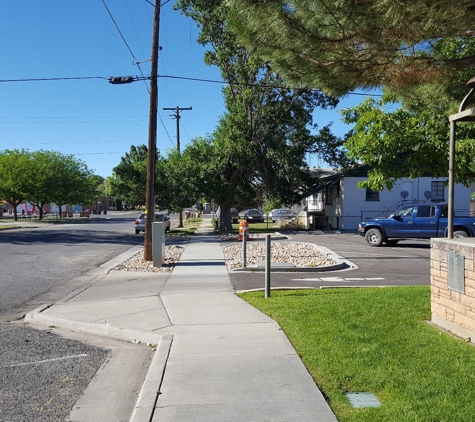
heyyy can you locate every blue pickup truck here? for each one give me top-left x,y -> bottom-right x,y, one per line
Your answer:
358,204 -> 475,246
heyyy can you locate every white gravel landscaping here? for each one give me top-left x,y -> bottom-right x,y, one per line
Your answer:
222,241 -> 337,270
113,246 -> 185,273
113,238 -> 337,273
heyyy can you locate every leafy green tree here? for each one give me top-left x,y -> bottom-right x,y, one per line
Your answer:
89,174 -> 105,194
0,149 -> 32,221
341,94 -> 475,190
227,0 -> 475,97
26,150 -> 96,219
109,145 -> 149,207
158,137 -> 234,213
176,0 -> 346,230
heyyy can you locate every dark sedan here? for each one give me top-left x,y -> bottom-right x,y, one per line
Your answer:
244,209 -> 265,223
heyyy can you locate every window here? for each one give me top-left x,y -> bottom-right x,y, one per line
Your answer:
365,188 -> 379,201
396,206 -> 413,217
416,205 -> 435,218
431,181 -> 445,202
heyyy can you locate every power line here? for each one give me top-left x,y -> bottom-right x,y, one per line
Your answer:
74,151 -> 129,155
101,1 -> 173,148
0,115 -> 146,119
0,117 -> 148,125
0,74 -> 381,97
101,0 -> 137,63
102,0 -> 152,94
0,76 -> 108,83
8,139 -> 146,146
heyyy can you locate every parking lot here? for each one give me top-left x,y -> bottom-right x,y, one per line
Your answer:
227,231 -> 431,291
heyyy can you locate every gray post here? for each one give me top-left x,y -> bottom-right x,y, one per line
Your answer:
152,221 -> 166,267
242,227 -> 247,268
265,234 -> 271,298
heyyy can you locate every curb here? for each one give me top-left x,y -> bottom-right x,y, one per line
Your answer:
130,334 -> 173,422
24,307 -> 173,422
230,261 -> 348,272
24,306 -> 164,345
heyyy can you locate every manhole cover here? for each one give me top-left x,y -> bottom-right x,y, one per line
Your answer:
345,392 -> 381,408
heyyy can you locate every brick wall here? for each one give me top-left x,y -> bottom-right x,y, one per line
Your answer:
431,238 -> 475,341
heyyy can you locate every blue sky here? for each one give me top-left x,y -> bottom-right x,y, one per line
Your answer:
0,1 -> 371,178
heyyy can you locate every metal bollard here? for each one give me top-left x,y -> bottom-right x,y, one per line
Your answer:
265,234 -> 271,298
242,227 -> 247,268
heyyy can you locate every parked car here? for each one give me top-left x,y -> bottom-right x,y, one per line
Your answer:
270,209 -> 298,222
135,213 -> 170,234
244,209 -> 265,223
239,207 -> 252,218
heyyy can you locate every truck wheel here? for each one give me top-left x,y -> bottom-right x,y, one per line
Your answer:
453,230 -> 468,238
135,229 -> 140,234
365,228 -> 384,246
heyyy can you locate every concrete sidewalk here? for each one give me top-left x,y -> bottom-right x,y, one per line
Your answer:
25,221 -> 338,422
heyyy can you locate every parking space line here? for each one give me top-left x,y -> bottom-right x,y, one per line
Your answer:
6,354 -> 88,368
291,277 -> 386,283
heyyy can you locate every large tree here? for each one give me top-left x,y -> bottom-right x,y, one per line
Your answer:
158,137 -> 234,212
26,150 -> 96,219
0,149 -> 32,221
341,95 -> 475,191
340,38 -> 475,191
109,145 -> 150,207
175,0 -> 346,230
227,0 -> 475,97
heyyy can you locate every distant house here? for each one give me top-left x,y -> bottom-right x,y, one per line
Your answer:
299,166 -> 472,230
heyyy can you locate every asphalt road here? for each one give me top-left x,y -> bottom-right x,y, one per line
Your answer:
0,212 -> 143,320
0,212 -> 145,421
228,230 -> 431,291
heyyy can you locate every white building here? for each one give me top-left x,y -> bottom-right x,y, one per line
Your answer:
299,167 -> 472,230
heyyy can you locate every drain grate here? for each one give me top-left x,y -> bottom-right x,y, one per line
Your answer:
345,392 -> 382,408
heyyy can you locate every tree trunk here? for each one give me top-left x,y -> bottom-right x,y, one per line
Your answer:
11,202 -> 18,221
39,204 -> 44,220
219,199 -> 233,232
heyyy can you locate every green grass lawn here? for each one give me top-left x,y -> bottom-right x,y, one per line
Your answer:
231,220 -> 283,233
239,287 -> 475,422
167,217 -> 202,236
0,225 -> 19,231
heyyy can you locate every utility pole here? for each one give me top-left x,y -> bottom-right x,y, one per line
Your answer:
163,106 -> 192,227
163,106 -> 192,153
144,0 -> 161,261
